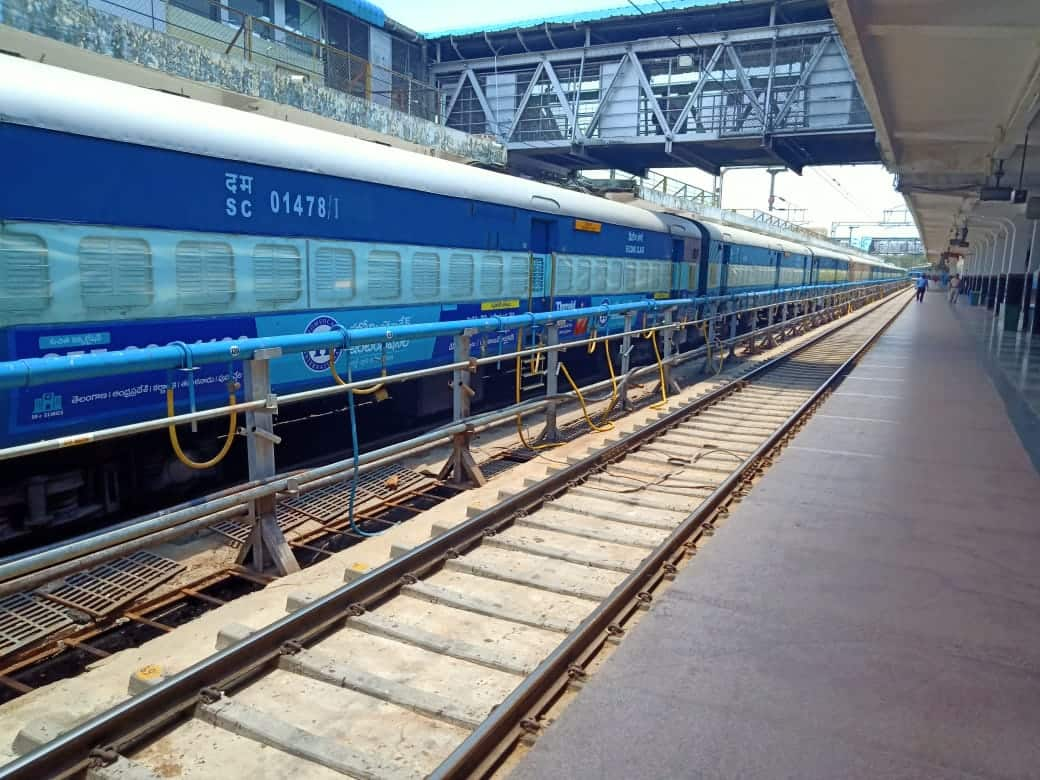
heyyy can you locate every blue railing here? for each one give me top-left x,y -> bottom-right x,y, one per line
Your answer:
0,281 -> 892,391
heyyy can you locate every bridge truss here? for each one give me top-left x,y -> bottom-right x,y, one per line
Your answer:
432,21 -> 877,175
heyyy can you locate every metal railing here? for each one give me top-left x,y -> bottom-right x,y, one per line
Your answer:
0,280 -> 907,593
1,0 -> 439,122
731,207 -> 811,227
439,33 -> 870,145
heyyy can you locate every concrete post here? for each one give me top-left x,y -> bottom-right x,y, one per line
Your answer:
1001,217 -> 1034,330
995,217 -> 1019,320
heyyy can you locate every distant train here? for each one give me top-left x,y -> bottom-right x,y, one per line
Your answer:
0,57 -> 902,534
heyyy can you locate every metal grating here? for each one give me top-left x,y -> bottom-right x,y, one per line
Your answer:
479,457 -> 526,479
0,593 -> 74,657
210,465 -> 434,546
209,511 -> 308,546
278,464 -> 433,525
38,552 -> 184,619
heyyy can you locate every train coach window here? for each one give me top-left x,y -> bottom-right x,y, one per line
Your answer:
507,256 -> 530,297
175,241 -> 234,305
624,260 -> 638,292
0,232 -> 50,311
591,258 -> 607,292
315,246 -> 356,302
607,259 -> 623,292
555,256 -> 574,294
574,258 -> 591,292
636,261 -> 651,291
79,236 -> 153,308
657,262 -> 668,289
253,244 -> 301,303
481,255 -> 504,297
368,250 -> 402,301
412,252 -> 440,299
448,253 -> 474,298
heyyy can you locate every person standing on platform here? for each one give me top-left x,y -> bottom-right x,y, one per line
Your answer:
948,274 -> 961,304
915,274 -> 928,302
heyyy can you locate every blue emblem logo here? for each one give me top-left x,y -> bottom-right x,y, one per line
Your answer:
33,392 -> 63,415
302,315 -> 341,373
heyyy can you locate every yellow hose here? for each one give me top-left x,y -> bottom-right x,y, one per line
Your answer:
647,329 -> 669,409
515,351 -> 561,451
699,323 -> 726,377
560,361 -> 614,432
598,335 -> 620,425
329,347 -> 386,395
166,387 -> 238,470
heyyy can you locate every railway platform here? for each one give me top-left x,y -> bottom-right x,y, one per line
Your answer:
511,291 -> 1040,779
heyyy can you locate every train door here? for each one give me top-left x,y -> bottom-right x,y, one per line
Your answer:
719,244 -> 732,294
529,218 -> 554,312
670,238 -> 685,296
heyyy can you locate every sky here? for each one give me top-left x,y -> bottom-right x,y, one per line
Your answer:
378,0 -> 917,240
378,0 -> 638,34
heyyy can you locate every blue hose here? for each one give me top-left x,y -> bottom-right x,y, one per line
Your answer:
344,350 -> 388,538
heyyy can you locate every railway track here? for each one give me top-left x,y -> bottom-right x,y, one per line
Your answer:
0,287 -> 912,780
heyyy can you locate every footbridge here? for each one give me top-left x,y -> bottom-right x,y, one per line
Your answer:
428,0 -> 877,176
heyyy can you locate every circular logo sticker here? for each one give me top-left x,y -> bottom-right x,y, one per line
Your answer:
302,315 -> 341,372
596,299 -> 611,327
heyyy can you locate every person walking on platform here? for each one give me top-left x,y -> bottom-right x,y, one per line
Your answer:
915,274 -> 928,302
948,274 -> 961,304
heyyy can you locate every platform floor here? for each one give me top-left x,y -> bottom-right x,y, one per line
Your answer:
511,292 -> 1040,780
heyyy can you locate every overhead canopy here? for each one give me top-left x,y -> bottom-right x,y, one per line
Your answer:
828,0 -> 1040,259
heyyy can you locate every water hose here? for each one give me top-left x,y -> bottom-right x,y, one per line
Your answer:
559,360 -> 614,432
166,385 -> 238,470
593,330 -> 620,425
641,321 -> 670,409
514,351 -> 561,451
341,350 -> 388,538
329,347 -> 387,396
699,323 -> 726,377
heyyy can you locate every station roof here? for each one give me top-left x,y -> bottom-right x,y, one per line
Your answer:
427,0 -> 832,60
829,0 -> 1040,259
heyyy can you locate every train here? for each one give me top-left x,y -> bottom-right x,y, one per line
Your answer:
0,56 -> 903,537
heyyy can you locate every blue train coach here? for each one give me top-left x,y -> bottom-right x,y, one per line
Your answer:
0,57 -> 901,531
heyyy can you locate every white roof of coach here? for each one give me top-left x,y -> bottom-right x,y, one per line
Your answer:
0,58 -> 672,235
693,218 -> 811,256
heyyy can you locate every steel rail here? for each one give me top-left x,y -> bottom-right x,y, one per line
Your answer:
0,284 -> 897,594
0,288 -> 911,780
431,290 -> 916,779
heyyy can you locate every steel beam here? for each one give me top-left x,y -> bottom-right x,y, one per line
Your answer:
430,21 -> 835,75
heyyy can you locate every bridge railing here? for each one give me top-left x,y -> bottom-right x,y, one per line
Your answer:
0,0 -> 439,123
438,28 -> 871,146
